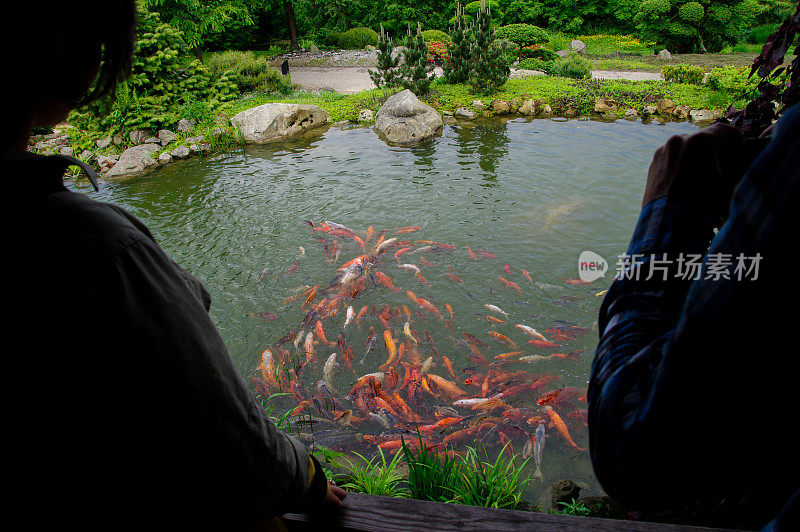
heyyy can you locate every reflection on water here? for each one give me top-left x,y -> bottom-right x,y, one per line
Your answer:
73,117 -> 696,508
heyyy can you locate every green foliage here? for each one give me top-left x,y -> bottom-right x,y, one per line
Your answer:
206,51 -> 291,94
422,29 -> 451,43
634,0 -> 763,53
340,450 -> 409,498
141,0 -> 253,52
369,25 -> 401,88
705,65 -> 758,93
449,445 -> 529,509
520,46 -> 559,60
500,0 -> 543,25
552,498 -> 591,516
661,64 -> 706,84
518,57 -> 555,73
444,3 -> 472,84
494,38 -> 520,65
333,26 -> 379,49
464,0 -> 501,17
399,24 -> 435,95
551,53 -> 591,79
401,436 -> 461,502
494,23 -> 548,46
468,3 -> 510,95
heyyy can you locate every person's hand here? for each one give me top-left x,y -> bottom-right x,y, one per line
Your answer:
322,481 -> 347,509
641,122 -> 744,212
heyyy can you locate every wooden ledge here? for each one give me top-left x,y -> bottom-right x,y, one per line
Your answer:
282,492 -> 729,531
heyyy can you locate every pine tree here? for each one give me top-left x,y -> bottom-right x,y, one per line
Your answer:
399,22 -> 435,96
444,3 -> 471,84
369,24 -> 401,89
468,0 -> 509,95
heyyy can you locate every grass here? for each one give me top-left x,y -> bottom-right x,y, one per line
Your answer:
339,449 -> 409,498
587,58 -> 660,71
449,444 -> 530,510
549,498 -> 591,517
401,434 -> 461,503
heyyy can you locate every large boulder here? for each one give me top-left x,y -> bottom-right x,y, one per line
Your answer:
570,40 -> 586,55
374,89 -> 443,146
105,144 -> 159,178
231,103 -> 330,143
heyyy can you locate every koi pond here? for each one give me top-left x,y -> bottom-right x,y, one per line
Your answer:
75,116 -> 697,509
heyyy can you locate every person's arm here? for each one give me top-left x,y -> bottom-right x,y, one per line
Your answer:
589,112 -> 800,509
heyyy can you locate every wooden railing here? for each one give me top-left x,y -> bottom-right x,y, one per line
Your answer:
282,492 -> 730,531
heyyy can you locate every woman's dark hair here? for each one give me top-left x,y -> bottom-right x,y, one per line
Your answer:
3,0 -> 137,109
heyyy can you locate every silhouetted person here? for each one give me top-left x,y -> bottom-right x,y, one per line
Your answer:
2,3 -> 344,530
589,104 -> 800,529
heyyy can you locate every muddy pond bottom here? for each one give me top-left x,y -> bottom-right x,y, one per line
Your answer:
75,116 -> 698,508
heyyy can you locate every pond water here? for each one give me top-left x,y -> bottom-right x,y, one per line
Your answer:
74,116 -> 697,508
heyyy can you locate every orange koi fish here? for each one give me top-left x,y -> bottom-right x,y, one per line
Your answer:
487,331 -> 517,348
380,330 -> 397,370
443,355 -> 457,379
343,345 -> 355,372
419,257 -> 435,267
416,272 -> 432,287
384,366 -> 400,390
528,339 -> 563,348
394,247 -> 413,261
545,406 -> 584,451
315,320 -> 332,345
445,303 -> 454,320
393,392 -> 420,422
301,284 -> 319,309
427,374 -> 466,397
337,254 -> 372,271
498,276 -> 522,294
494,350 -> 524,361
483,315 -> 506,324
465,244 -> 478,260
566,409 -> 589,427
365,225 -> 375,243
419,416 -> 463,436
550,350 -> 583,361
521,268 -> 533,283
444,272 -> 464,284
394,225 -> 421,234
477,250 -> 497,259
537,387 -> 586,407
565,278 -> 593,286
356,305 -> 369,324
406,290 -> 420,305
279,261 -> 300,278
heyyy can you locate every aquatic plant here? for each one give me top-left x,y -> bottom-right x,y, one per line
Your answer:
401,434 -> 461,502
339,449 -> 409,498
449,444 -> 530,509
551,498 -> 591,516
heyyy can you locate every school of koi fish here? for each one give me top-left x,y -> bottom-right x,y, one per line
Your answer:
251,220 -> 596,482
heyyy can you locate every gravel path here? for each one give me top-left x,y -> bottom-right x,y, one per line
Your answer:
280,50 -> 663,93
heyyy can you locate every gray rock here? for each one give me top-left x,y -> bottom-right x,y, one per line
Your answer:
358,109 -> 375,122
309,44 -> 320,53
112,134 -> 124,146
230,103 -> 330,143
79,150 -> 96,164
594,98 -> 620,114
472,100 -> 486,112
158,152 -> 173,164
540,104 -> 553,115
689,109 -> 714,123
556,49 -> 570,58
519,99 -> 536,116
170,145 -> 191,159
570,39 -> 586,55
642,104 -> 658,116
454,107 -> 476,119
491,100 -> 510,115
211,126 -> 226,138
96,155 -> 116,171
96,136 -> 112,149
658,98 -> 675,116
672,105 -> 689,120
105,144 -> 159,178
59,147 -> 74,157
551,480 -> 582,508
144,137 -> 160,145
158,129 -> 178,146
624,108 -> 638,120
184,135 -> 203,145
129,130 -> 150,145
177,118 -> 196,133
509,69 -> 546,79
189,144 -> 201,155
373,89 -> 443,146
657,49 -> 672,60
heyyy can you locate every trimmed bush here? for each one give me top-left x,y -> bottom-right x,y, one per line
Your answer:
422,29 -> 451,43
518,57 -> 555,74
706,65 -> 759,93
333,27 -> 379,49
494,23 -> 549,46
206,51 -> 291,94
520,46 -> 559,61
661,64 -> 706,84
551,53 -> 591,79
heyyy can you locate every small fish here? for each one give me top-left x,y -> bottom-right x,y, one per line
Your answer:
545,405 -> 584,451
334,409 -> 354,427
515,324 -> 548,342
256,265 -> 270,283
375,271 -> 400,291
247,310 -> 279,321
533,423 -> 545,480
445,272 -> 464,284
363,326 -> 377,362
498,276 -> 522,294
315,320 -> 332,345
394,247 -> 413,261
323,353 -> 339,393
403,322 -> 417,343
442,355 -> 457,379
519,354 -> 552,364
416,272 -> 432,287
279,261 -> 300,279
345,306 -> 356,328
484,304 -> 508,317
487,331 -> 517,348
595,289 -> 608,297
299,246 -> 306,256
521,268 -> 533,283
465,245 -> 478,260
375,237 -> 397,254
398,263 -> 421,274
504,264 -> 512,274
394,225 -> 421,234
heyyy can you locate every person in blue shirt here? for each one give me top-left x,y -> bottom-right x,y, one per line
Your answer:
589,98 -> 800,530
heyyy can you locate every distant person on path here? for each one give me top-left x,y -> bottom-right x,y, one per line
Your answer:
2,2 -> 345,530
588,96 -> 799,529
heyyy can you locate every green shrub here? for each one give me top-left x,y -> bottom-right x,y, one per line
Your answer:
340,450 -> 408,498
333,27 -> 379,49
449,445 -> 530,510
494,23 -> 549,46
206,51 -> 291,94
520,46 -> 559,61
661,64 -> 706,84
518,57 -> 555,74
422,29 -> 451,43
552,53 -> 591,79
494,38 -> 520,66
706,65 -> 759,93
464,0 -> 500,17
